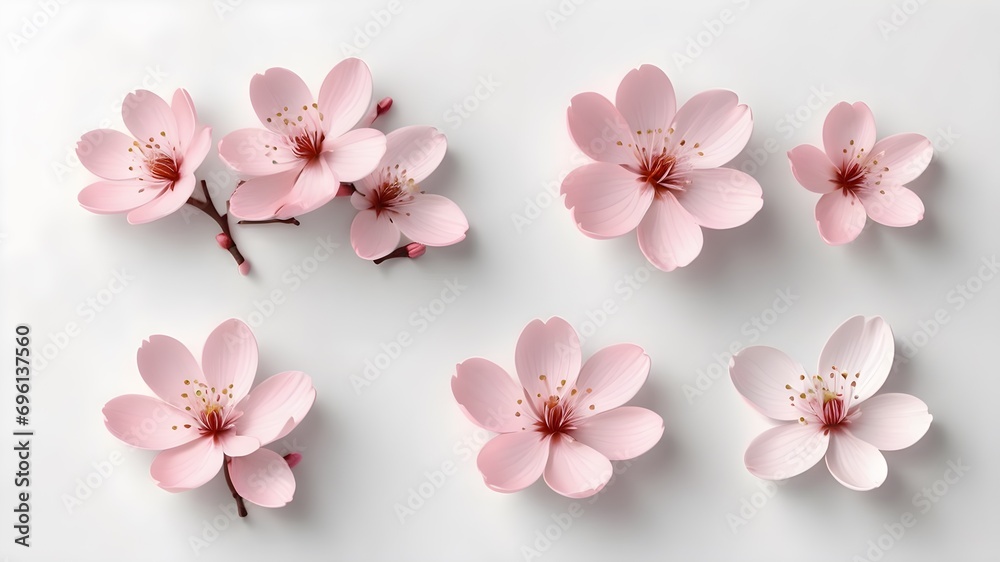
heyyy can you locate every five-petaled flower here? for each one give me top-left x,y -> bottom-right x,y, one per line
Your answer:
729,315 -> 932,491
452,317 -> 664,498
787,101 -> 932,245
350,126 -> 468,260
220,58 -> 387,220
103,319 -> 316,508
562,64 -> 762,272
77,89 -> 213,224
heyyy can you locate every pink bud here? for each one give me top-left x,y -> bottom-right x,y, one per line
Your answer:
216,233 -> 232,249
406,243 -> 426,259
376,96 -> 393,116
284,452 -> 302,469
238,261 -> 251,276
335,183 -> 355,197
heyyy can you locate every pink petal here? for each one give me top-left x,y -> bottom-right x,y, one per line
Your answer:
615,64 -> 677,144
822,101 -> 876,169
126,174 -> 195,224
359,99 -> 378,128
568,406 -> 663,461
201,319 -> 258,405
150,436 -> 223,492
565,343 -> 649,417
122,90 -> 179,149
815,190 -> 867,245
229,448 -> 296,508
103,395 -> 199,450
391,194 -> 469,247
849,393 -> 932,451
675,168 -> 763,229
380,126 -> 447,185
234,371 -> 315,446
171,89 -> 198,152
274,157 -> 339,218
350,208 -> 400,260
543,435 -> 613,498
136,334 -> 204,409
350,189 -> 373,209
317,57 -> 374,137
818,316 -> 894,403
477,431 -> 551,493
871,133 -> 933,185
669,89 -> 753,169
77,129 -> 142,180
78,178 -> 162,214
249,67 -> 316,136
218,128 -> 301,176
730,346 -> 809,421
322,127 -> 386,183
744,423 -> 829,480
858,184 -> 924,227
787,144 -> 838,194
566,92 -> 635,165
636,191 -> 703,271
178,126 -> 213,176
218,432 -> 260,457
561,162 -> 652,239
825,429 -> 888,491
514,318 -> 582,413
453,358 -> 534,433
228,166 -> 301,220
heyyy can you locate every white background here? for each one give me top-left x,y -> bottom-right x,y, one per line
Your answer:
1,1 -> 998,560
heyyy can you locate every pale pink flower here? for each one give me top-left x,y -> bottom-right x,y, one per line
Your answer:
452,317 -> 663,498
730,316 -> 931,491
220,58 -> 387,220
562,64 -> 762,272
788,101 -> 932,245
76,89 -> 213,224
350,126 -> 468,260
103,319 -> 315,509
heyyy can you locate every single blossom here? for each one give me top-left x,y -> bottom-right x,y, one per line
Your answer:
103,319 -> 315,511
787,101 -> 932,245
452,317 -> 664,498
77,89 -> 213,224
562,64 -> 762,272
729,316 -> 931,491
220,58 -> 387,220
350,126 -> 468,260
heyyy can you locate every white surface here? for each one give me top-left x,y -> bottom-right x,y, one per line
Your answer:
1,1 -> 998,560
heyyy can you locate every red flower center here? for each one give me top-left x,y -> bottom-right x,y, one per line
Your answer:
786,367 -> 863,431
292,131 -> 325,160
535,395 -> 575,435
637,150 -> 691,196
148,155 -> 181,183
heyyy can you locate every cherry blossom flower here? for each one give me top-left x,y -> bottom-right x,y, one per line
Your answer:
76,89 -> 212,225
220,58 -> 387,220
76,89 -> 253,273
730,316 -> 931,491
787,101 -> 933,245
562,64 -> 762,271
103,319 -> 315,514
452,317 -> 663,498
349,126 -> 467,260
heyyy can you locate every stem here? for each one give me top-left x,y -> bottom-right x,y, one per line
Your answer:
223,455 -> 248,518
185,180 -> 248,271
237,217 -> 300,226
374,242 -> 426,265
